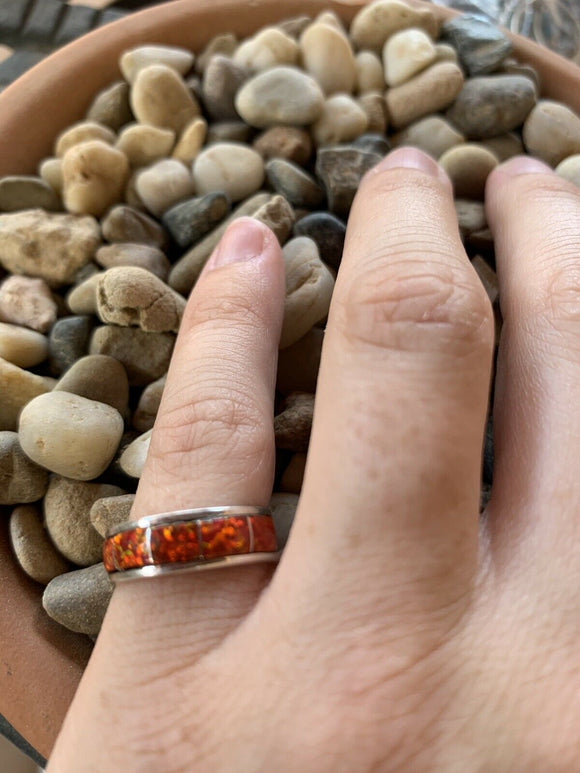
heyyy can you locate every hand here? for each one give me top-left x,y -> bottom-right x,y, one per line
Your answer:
47,148 -> 580,772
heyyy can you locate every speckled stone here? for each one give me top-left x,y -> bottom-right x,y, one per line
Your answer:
43,563 -> 113,636
0,431 -> 49,505
0,275 -> 57,333
441,14 -> 512,76
162,192 -> 231,249
90,493 -> 136,538
293,211 -> 346,270
54,355 -> 129,415
90,325 -> 174,386
9,504 -> 69,585
315,147 -> 381,217
95,243 -> 170,282
48,316 -> 94,376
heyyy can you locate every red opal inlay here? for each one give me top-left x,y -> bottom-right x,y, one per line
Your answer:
249,515 -> 277,552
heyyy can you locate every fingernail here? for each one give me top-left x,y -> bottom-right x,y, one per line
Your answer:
498,155 -> 553,176
207,218 -> 265,270
377,146 -> 450,183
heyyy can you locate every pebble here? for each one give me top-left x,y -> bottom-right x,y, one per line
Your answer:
86,81 -> 133,131
54,354 -> 129,415
384,27 -> 437,88
234,27 -> 299,72
386,61 -> 464,130
97,266 -> 185,333
280,452 -> 306,494
315,146 -> 382,217
312,95 -> 369,146
523,100 -> 580,166
168,192 -> 272,293
116,123 -> 175,167
352,133 -> 390,157
135,159 -> 195,217
42,563 -> 113,636
0,322 -> 48,368
195,33 -> 238,74
350,0 -> 438,52
281,237 -> 335,348
391,115 -> 465,158
66,272 -> 102,315
0,358 -> 52,431
0,431 -> 49,504
19,392 -> 124,481
235,66 -> 324,128
276,327 -> 323,395
435,43 -> 458,64
357,92 -> 389,135
121,44 -> 194,84
0,275 -> 57,333
62,140 -> 130,217
95,243 -> 170,281
206,122 -> 253,145
265,159 -> 324,209
481,132 -> 523,161
300,22 -> 357,95
556,155 -> 580,186
441,14 -> 512,76
0,209 -> 100,288
455,199 -> 487,239
279,15 -> 312,38
252,194 -> 296,246
499,58 -> 540,91
90,493 -> 136,538
130,64 -> 201,134
172,118 -> 207,164
48,316 -> 93,376
55,121 -> 116,157
274,392 -> 314,452
355,51 -> 385,93
253,126 -> 312,166
446,75 -> 537,139
269,492 -> 298,549
119,429 -> 152,478
293,211 -> 346,270
9,505 -> 69,585
439,144 -> 499,199
90,325 -> 174,385
193,143 -> 265,203
101,205 -> 166,248
162,192 -> 230,249
39,158 -> 63,195
472,255 -> 498,304
0,176 -> 60,212
202,56 -> 247,121
133,374 -> 166,432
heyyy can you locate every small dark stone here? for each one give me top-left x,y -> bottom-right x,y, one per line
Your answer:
293,211 -> 346,270
441,15 -> 513,76
265,159 -> 325,209
206,121 -> 253,144
162,192 -> 231,249
202,55 -> 247,121
86,81 -> 133,131
352,133 -> 391,157
48,315 -> 94,376
101,205 -> 167,249
274,393 -> 314,453
315,147 -> 382,217
186,75 -> 203,103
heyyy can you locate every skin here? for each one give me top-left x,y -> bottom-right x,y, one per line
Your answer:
48,148 -> 580,771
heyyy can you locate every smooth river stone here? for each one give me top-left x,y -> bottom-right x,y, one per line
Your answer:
350,0 -> 438,52
66,272 -> 102,315
312,95 -> 369,147
131,64 -> 201,134
43,563 -> 113,636
300,21 -> 356,95
95,243 -> 170,281
556,155 -> 580,187
172,118 -> 207,164
439,144 -> 499,199
86,81 -> 133,131
90,325 -> 174,386
55,121 -> 116,158
19,391 -> 123,480
193,143 -> 265,203
391,115 -> 465,158
195,33 -> 238,74
206,121 -> 253,145
265,159 -> 324,209
133,374 -> 166,432
253,126 -> 312,166
235,66 -> 324,128
90,493 -> 136,538
116,123 -> 175,167
355,51 -> 385,94
315,147 -> 382,218
0,210 -> 100,288
0,323 -> 48,368
234,27 -> 299,73
357,93 -> 389,135
62,140 -> 129,218
48,316 -> 93,376
0,275 -> 57,333
0,431 -> 49,504
0,358 -> 52,431
39,158 -> 63,195
386,62 -> 464,130
121,44 -> 194,84
481,133 -> 524,162
202,55 -> 247,121
293,211 -> 346,270
9,504 -> 69,585
54,355 -> 129,415
446,75 -> 537,140
162,192 -> 230,249
101,205 -> 166,248
383,28 -> 437,87
276,327 -> 323,395
119,429 -> 152,478
523,101 -> 580,166
0,176 -> 60,212
441,15 -> 512,76
136,159 -> 195,217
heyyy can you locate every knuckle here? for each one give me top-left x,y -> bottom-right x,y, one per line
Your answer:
360,162 -> 449,204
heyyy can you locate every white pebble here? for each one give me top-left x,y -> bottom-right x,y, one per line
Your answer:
193,143 -> 265,203
300,22 -> 357,95
383,27 -> 437,87
135,159 -> 195,217
131,64 -> 201,133
120,44 -> 194,84
234,27 -> 299,72
312,95 -> 369,146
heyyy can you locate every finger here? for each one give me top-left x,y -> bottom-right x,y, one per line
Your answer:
485,157 -> 580,563
276,148 -> 494,636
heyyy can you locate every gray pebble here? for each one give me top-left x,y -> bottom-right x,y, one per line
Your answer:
90,493 -> 136,538
42,563 -> 113,636
206,121 -> 254,144
10,504 -> 69,585
441,15 -> 513,75
95,243 -> 170,282
352,133 -> 391,157
202,55 -> 247,121
0,431 -> 49,505
89,325 -> 174,386
86,81 -> 133,131
48,315 -> 94,376
162,192 -> 231,249
101,205 -> 167,249
0,176 -> 61,212
315,147 -> 382,217
133,374 -> 166,432
54,354 -> 129,416
266,159 -> 324,209
293,211 -> 346,271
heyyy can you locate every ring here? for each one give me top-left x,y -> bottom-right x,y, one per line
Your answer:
103,506 -> 280,582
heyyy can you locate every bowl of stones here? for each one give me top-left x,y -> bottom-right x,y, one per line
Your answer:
2,0 -> 580,759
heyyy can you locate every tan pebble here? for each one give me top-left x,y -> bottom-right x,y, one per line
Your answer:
0,322 -> 48,368
252,194 -> 295,245
234,27 -> 299,72
455,199 -> 487,238
391,115 -> 464,158
481,132 -> 523,161
116,123 -> 175,167
0,176 -> 60,213
556,154 -> 580,187
435,43 -> 458,63
86,81 -> 133,131
315,10 -> 346,32
131,64 -> 201,133
90,493 -> 136,538
281,237 -> 335,348
54,354 -> 129,415
0,358 -> 51,431
55,121 -> 116,157
439,144 -> 499,199
0,209 -> 100,288
278,16 -> 312,38
66,272 -> 102,315
269,492 -> 298,548
39,158 -> 63,194
136,159 -> 195,217
121,44 -> 194,84
193,143 -> 264,203
355,51 -> 385,93
472,255 -> 498,304
62,140 -> 129,217
300,22 -> 357,95
195,33 -> 238,74
42,563 -> 113,636
96,243 -> 170,281
0,431 -> 49,504
10,504 -> 69,585
102,205 -> 166,248
280,452 -> 306,494
277,327 -> 323,395
383,27 -> 437,87
253,126 -> 312,166
351,0 -> 438,52
386,62 -> 464,130
90,325 -> 175,386
523,100 -> 580,166
19,392 -> 124,481
124,170 -> 146,211
0,275 -> 57,333
358,92 -> 389,134
312,94 -> 369,146
172,118 -> 207,164
120,429 -> 152,478
133,374 -> 166,432
97,266 -> 185,333
274,392 -> 314,452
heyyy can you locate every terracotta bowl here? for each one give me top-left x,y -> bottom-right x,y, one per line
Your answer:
1,0 -> 580,759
